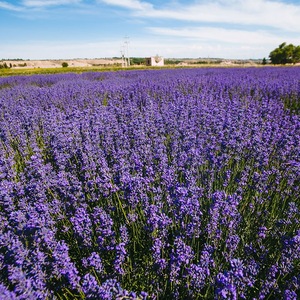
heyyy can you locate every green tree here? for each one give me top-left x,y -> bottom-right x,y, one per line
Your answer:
269,43 -> 300,64
283,43 -> 295,63
269,42 -> 287,64
131,57 -> 145,65
61,62 -> 68,68
293,45 -> 300,64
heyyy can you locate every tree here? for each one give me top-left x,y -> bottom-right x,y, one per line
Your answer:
269,43 -> 300,64
283,43 -> 295,64
61,62 -> 68,68
0,62 -> 9,69
131,57 -> 145,65
292,45 -> 300,64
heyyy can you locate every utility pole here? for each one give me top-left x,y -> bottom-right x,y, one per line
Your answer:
124,36 -> 130,66
120,45 -> 126,67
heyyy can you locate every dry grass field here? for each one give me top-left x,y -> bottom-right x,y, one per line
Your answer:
3,58 -> 123,69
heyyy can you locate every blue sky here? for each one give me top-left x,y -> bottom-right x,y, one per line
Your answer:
1,0 -> 300,59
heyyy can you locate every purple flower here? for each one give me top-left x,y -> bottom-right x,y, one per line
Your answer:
70,205 -> 92,247
284,289 -> 297,300
52,241 -> 81,290
92,207 -> 115,250
152,237 -> 167,271
170,237 -> 194,284
1,67 -> 300,299
0,283 -> 17,300
258,226 -> 268,239
114,242 -> 127,275
82,252 -> 103,274
82,273 -> 101,299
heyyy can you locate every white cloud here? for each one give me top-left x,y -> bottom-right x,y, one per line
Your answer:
0,1 -> 23,11
21,0 -> 81,7
0,0 -> 82,10
100,0 -> 300,32
148,26 -> 285,46
0,35 -> 274,60
0,40 -> 124,60
99,0 -> 152,10
1,0 -> 299,60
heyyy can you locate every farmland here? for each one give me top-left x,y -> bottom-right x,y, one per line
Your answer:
0,67 -> 299,299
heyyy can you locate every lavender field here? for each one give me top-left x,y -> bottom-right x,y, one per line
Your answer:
0,67 -> 299,299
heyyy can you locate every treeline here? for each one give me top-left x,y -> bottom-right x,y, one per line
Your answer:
269,42 -> 300,64
0,62 -> 12,69
0,62 -> 28,69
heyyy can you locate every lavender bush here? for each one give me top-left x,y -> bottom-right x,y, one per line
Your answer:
0,67 -> 299,299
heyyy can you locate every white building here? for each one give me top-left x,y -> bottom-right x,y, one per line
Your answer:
145,55 -> 164,67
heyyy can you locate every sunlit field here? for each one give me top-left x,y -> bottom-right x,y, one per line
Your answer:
0,67 -> 299,299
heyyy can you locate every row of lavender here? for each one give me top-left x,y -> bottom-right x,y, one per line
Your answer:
0,67 -> 299,299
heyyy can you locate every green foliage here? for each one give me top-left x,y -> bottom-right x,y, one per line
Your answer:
0,62 -> 10,69
131,57 -> 146,65
164,59 -> 184,65
269,42 -> 300,64
17,63 -> 27,67
294,45 -> 300,63
262,57 -> 267,65
61,62 -> 69,68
